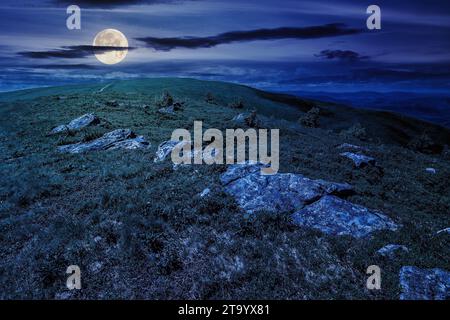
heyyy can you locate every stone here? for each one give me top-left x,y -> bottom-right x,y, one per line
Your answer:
200,188 -> 211,198
376,244 -> 409,257
425,167 -> 436,174
153,140 -> 218,165
221,162 -> 353,214
399,266 -> 450,300
436,227 -> 450,235
58,129 -> 150,153
337,143 -> 368,151
158,105 -> 176,115
154,140 -> 188,162
49,113 -> 99,135
340,152 -> 375,167
292,195 -> 398,238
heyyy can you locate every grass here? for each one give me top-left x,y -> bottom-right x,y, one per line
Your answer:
0,78 -> 449,299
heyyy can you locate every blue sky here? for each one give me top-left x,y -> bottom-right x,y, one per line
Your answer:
1,0 -> 450,93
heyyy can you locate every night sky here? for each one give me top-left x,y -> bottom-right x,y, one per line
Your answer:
1,0 -> 449,94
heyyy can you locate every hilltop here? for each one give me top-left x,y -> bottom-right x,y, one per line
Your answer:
0,78 -> 449,299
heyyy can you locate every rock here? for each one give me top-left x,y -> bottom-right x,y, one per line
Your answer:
158,105 -> 176,115
376,244 -> 409,257
292,195 -> 398,238
154,140 -> 189,162
340,152 -> 375,167
153,140 -> 218,165
337,143 -> 368,151
49,113 -> 99,135
399,266 -> 450,300
58,129 -> 150,154
221,162 -> 353,214
436,227 -> 450,235
425,167 -> 436,174
200,188 -> 211,198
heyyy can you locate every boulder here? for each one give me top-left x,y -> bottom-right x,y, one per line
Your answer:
399,266 -> 450,300
50,113 -> 99,135
58,129 -> 150,154
221,162 -> 353,214
291,195 -> 398,238
340,152 -> 375,167
436,227 -> 450,235
153,140 -> 218,164
376,244 -> 409,258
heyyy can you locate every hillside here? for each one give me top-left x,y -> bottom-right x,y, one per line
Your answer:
0,78 -> 449,299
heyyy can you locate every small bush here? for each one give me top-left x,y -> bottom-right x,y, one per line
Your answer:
205,92 -> 217,104
228,98 -> 244,109
340,123 -> 367,140
407,132 -> 441,154
298,107 -> 320,128
155,91 -> 174,107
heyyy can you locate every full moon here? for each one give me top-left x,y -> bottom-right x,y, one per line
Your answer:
93,29 -> 128,65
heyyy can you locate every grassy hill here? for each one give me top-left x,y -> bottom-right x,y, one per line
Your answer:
0,78 -> 449,299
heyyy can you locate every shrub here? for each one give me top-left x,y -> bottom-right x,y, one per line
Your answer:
155,91 -> 174,107
407,132 -> 441,154
205,92 -> 217,104
298,107 -> 320,128
228,98 -> 244,109
340,123 -> 367,140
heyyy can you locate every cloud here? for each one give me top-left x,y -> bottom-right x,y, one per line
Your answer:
52,0 -> 177,7
136,23 -> 361,51
18,45 -> 135,59
315,49 -> 369,62
32,64 -> 98,69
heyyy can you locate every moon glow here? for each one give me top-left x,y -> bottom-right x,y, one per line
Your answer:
93,29 -> 128,65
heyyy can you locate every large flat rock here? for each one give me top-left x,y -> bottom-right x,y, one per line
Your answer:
221,162 -> 353,214
50,113 -> 99,135
399,266 -> 450,300
58,129 -> 150,154
292,195 -> 398,238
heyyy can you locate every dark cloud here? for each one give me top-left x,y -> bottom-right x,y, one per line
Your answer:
18,45 -> 134,59
52,0 -> 175,8
136,23 -> 362,51
32,64 -> 98,69
315,49 -> 369,62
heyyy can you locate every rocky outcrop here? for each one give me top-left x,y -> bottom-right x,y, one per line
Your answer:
399,266 -> 450,300
292,195 -> 398,238
221,162 -> 398,238
153,140 -> 218,164
58,129 -> 149,154
220,162 -> 353,214
376,244 -> 409,258
49,113 -> 99,135
340,152 -> 375,167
